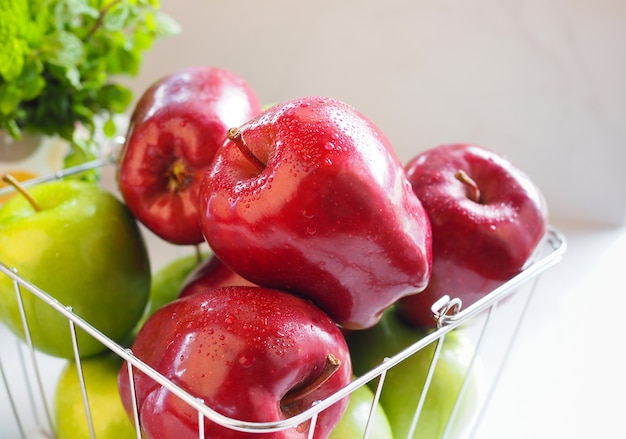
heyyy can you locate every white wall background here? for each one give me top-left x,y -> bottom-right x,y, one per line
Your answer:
125,0 -> 626,228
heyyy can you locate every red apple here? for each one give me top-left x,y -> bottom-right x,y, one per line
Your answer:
198,96 -> 432,330
178,253 -> 256,298
397,143 -> 548,328
117,66 -> 261,245
117,286 -> 353,439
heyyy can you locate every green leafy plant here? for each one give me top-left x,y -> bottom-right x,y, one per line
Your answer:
0,0 -> 179,166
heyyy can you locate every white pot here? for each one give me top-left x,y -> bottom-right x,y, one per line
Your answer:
0,132 -> 71,203
0,132 -> 70,180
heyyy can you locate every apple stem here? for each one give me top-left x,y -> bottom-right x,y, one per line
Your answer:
281,354 -> 341,408
455,170 -> 481,203
194,245 -> 203,263
227,127 -> 266,172
1,174 -> 41,212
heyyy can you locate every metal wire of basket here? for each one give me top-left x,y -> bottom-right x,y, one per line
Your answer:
0,155 -> 567,439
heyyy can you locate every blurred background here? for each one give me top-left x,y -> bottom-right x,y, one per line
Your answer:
125,0 -> 626,230
118,2 -> 625,438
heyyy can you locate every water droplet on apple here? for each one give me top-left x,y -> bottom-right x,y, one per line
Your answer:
324,157 -> 333,166
306,226 -> 317,235
239,355 -> 254,367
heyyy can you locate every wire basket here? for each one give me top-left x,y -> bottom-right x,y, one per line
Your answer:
0,154 -> 567,438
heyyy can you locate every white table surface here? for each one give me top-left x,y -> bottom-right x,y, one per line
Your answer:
479,221 -> 626,438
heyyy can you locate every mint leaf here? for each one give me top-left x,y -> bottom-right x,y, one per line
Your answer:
102,2 -> 131,32
0,39 -> 26,82
102,115 -> 117,138
52,0 -> 98,31
97,84 -> 133,114
0,84 -> 22,115
41,31 -> 84,69
18,58 -> 45,101
0,0 -> 30,81
152,10 -> 182,38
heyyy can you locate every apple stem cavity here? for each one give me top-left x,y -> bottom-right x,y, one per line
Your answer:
455,170 -> 481,203
1,173 -> 41,212
281,354 -> 341,409
227,127 -> 266,172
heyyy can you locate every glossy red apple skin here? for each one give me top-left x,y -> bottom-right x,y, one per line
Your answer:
397,143 -> 548,328
117,66 -> 261,245
117,286 -> 352,439
199,96 -> 432,330
178,254 -> 257,298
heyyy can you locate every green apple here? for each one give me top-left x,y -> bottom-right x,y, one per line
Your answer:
0,179 -> 151,358
53,352 -> 136,439
329,379 -> 393,439
346,310 -> 482,439
53,254 -> 208,438
134,251 -> 208,332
